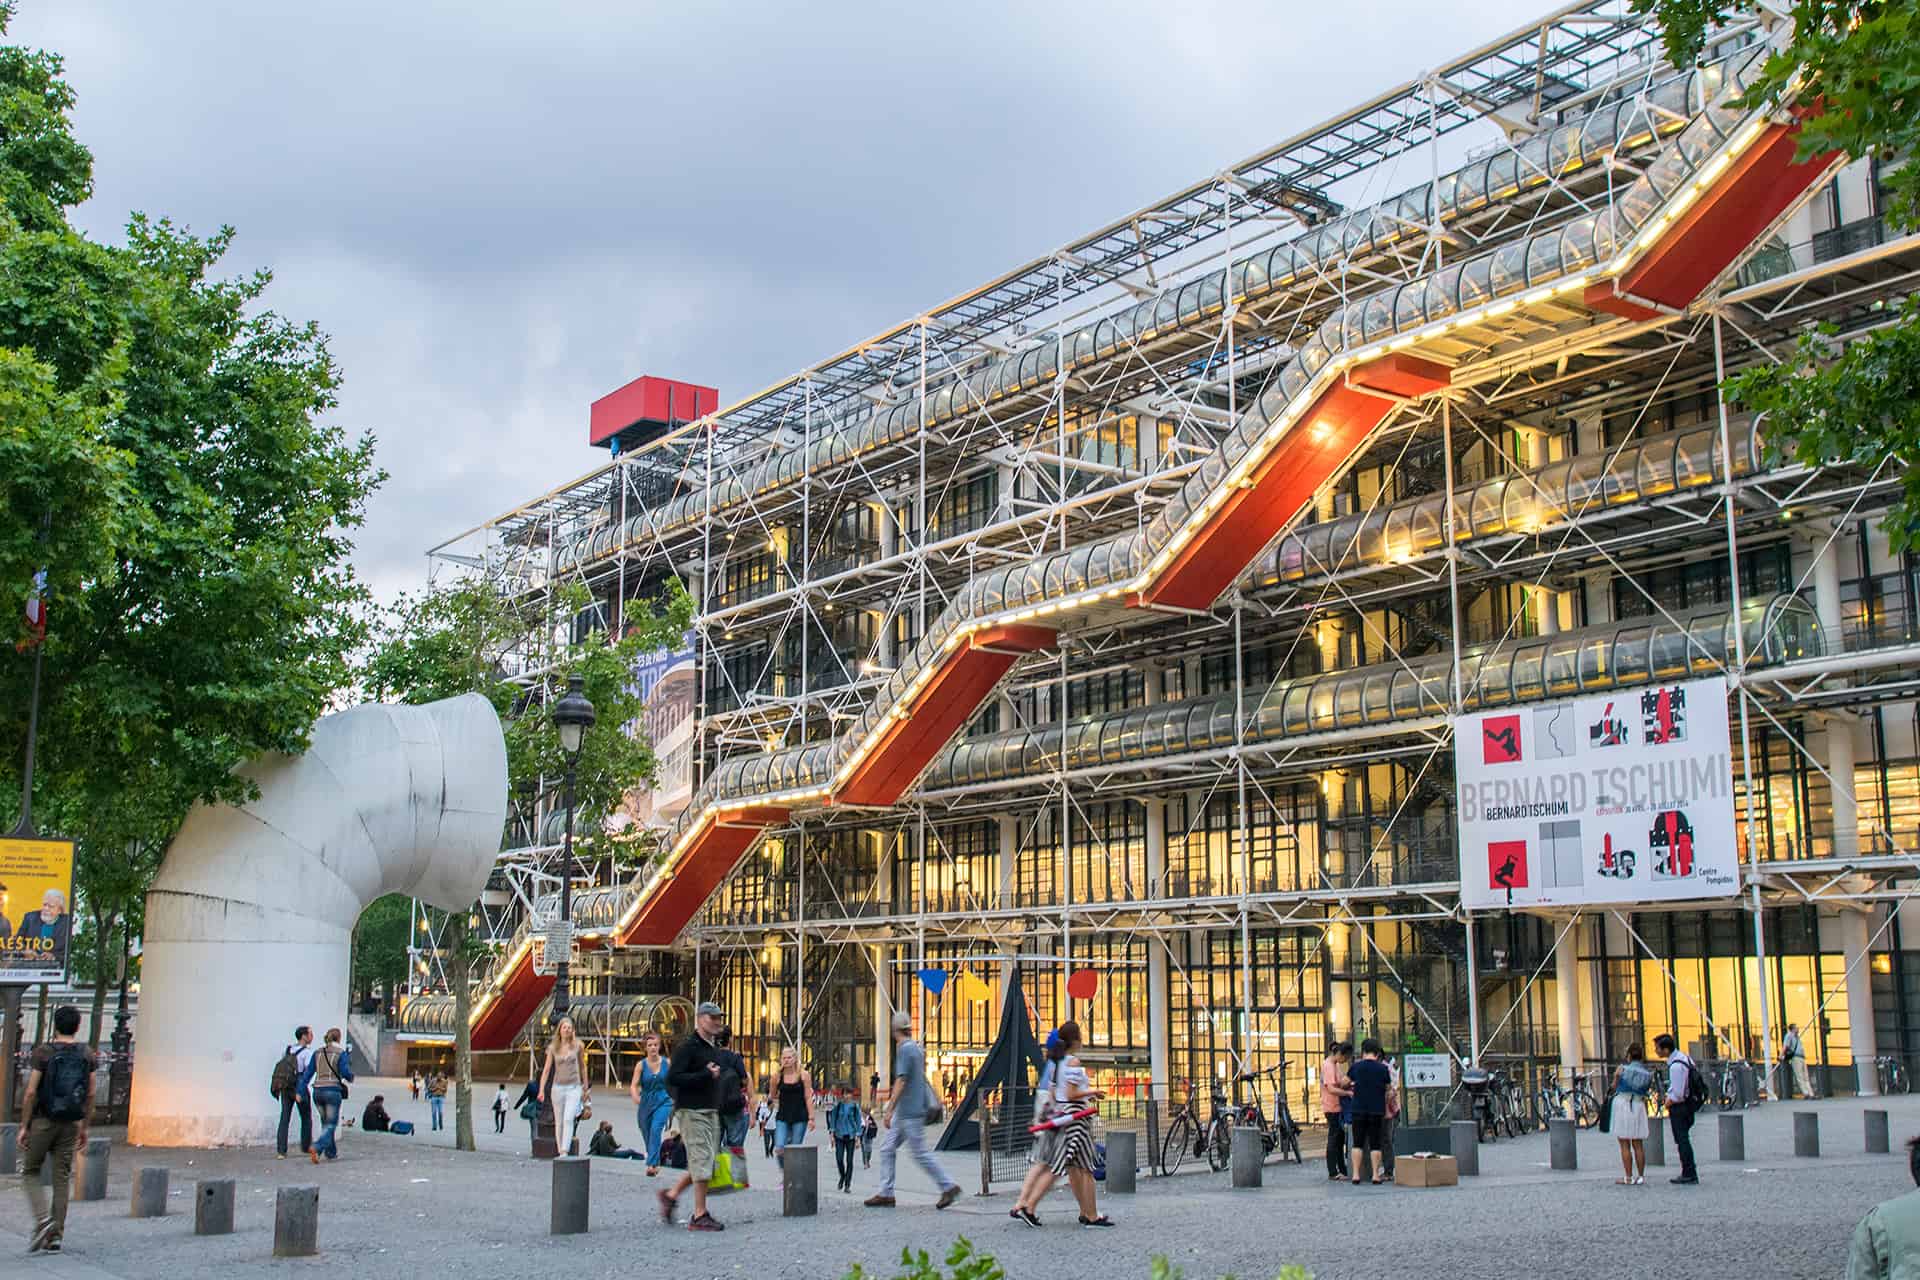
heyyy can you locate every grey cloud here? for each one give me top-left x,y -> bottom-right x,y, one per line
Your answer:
17,0 -> 1548,601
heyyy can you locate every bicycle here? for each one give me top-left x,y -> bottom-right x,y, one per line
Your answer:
1879,1056 -> 1911,1096
1228,1064 -> 1304,1165
1538,1070 -> 1602,1129
1159,1079 -> 1235,1175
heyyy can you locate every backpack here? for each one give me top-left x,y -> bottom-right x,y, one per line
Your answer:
270,1046 -> 300,1100
717,1057 -> 745,1115
1679,1055 -> 1708,1108
1619,1062 -> 1654,1096
40,1046 -> 90,1122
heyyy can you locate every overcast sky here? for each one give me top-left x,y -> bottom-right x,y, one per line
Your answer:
18,0 -> 1549,604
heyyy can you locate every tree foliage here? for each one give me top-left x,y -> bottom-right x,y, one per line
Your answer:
0,2 -> 384,971
1633,0 -> 1920,545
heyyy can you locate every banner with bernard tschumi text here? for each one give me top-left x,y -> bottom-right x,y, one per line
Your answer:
1454,675 -> 1738,910
0,836 -> 76,983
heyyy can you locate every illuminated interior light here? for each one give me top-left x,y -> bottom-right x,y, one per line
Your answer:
1485,300 -> 1519,319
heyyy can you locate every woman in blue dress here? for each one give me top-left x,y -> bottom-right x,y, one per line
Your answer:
627,1031 -> 674,1175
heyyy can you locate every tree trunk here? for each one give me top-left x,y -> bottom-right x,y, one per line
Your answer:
87,907 -> 112,1048
451,912 -> 475,1152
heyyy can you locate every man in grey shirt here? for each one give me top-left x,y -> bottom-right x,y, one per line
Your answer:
865,1011 -> 961,1209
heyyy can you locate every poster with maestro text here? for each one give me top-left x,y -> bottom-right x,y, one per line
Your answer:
0,836 -> 75,984
1455,676 -> 1738,910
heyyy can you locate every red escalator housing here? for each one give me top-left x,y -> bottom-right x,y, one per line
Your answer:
1139,354 -> 1450,611
470,952 -> 554,1051
616,805 -> 790,947
835,624 -> 1058,807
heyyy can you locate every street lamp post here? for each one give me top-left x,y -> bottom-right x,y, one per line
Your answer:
549,675 -> 596,1025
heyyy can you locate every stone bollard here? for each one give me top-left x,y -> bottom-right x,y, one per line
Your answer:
1645,1115 -> 1665,1166
131,1166 -> 169,1218
1794,1111 -> 1820,1158
195,1178 -> 236,1235
1548,1117 -> 1578,1170
0,1122 -> 16,1175
1718,1112 -> 1745,1162
1106,1131 -> 1137,1194
781,1145 -> 818,1218
1230,1126 -> 1263,1188
1868,1109 -> 1892,1155
1449,1119 -> 1479,1176
74,1137 -> 111,1201
550,1157 -> 590,1234
274,1185 -> 319,1257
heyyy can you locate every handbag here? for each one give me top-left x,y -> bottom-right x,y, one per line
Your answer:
1596,1090 -> 1614,1134
519,1099 -> 539,1120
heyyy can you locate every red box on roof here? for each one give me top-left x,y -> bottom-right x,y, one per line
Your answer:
589,376 -> 718,449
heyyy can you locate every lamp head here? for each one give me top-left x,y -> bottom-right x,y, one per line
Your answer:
553,674 -> 597,756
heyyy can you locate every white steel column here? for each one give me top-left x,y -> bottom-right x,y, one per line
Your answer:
1144,797 -> 1170,1096
872,941 -> 891,1107
1838,908 -> 1879,1094
1555,914 -> 1583,1080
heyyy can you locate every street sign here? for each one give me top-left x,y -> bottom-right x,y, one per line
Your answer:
544,921 -> 574,953
0,836 -> 75,984
1403,1053 -> 1452,1089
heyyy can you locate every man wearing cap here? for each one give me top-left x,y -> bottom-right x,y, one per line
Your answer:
865,1010 -> 961,1210
659,1000 -> 730,1231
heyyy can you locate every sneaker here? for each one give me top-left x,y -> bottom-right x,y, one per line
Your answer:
1079,1215 -> 1115,1228
937,1185 -> 962,1210
276,1153 -> 287,1161
657,1190 -> 678,1223
1670,1175 -> 1698,1185
864,1194 -> 896,1207
688,1213 -> 724,1232
28,1218 -> 54,1253
42,1239 -> 62,1254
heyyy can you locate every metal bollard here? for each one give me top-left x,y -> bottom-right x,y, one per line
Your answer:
1645,1114 -> 1665,1166
195,1178 -> 236,1235
1793,1111 -> 1820,1158
130,1166 -> 168,1218
781,1145 -> 818,1217
1230,1126 -> 1263,1188
1449,1119 -> 1479,1176
1718,1112 -> 1745,1162
1106,1130 -> 1137,1194
73,1137 -> 110,1201
550,1157 -> 590,1234
0,1122 -> 16,1175
1868,1109 -> 1892,1155
1548,1117 -> 1578,1170
274,1185 -> 319,1256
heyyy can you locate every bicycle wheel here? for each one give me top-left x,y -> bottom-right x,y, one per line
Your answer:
1161,1113 -> 1193,1176
1893,1063 -> 1911,1096
1574,1090 -> 1600,1130
1503,1098 -> 1522,1138
1207,1117 -> 1232,1172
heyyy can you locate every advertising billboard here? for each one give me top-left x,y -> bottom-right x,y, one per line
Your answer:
1455,675 -> 1739,910
0,836 -> 76,984
622,639 -> 697,829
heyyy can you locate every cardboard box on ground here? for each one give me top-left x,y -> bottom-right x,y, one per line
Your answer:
1398,1154 -> 1458,1187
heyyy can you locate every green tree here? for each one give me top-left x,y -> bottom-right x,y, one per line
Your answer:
350,893 -> 414,1009
1633,0 -> 1920,547
0,1 -> 384,966
360,574 -> 692,1149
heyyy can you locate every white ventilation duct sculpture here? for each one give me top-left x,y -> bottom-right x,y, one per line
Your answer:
129,693 -> 508,1147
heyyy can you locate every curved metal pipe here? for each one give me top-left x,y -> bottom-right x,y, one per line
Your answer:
129,694 -> 507,1147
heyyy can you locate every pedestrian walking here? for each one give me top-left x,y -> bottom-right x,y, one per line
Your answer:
1847,1137 -> 1920,1278
1609,1042 -> 1653,1185
1319,1042 -> 1353,1181
1656,1033 -> 1701,1185
301,1027 -> 355,1162
828,1085 -> 864,1192
659,1000 -> 730,1232
513,1071 -> 540,1146
861,1107 -> 878,1167
427,1069 -> 447,1131
491,1082 -> 508,1134
865,1010 -> 962,1210
715,1023 -> 752,1190
410,1070 -> 422,1101
1782,1022 -> 1817,1099
1347,1039 -> 1394,1186
768,1045 -> 818,1176
539,1018 -> 589,1155
1009,1021 -> 1111,1227
757,1096 -> 775,1158
272,1024 -> 316,1159
629,1030 -> 674,1174
21,1005 -> 95,1255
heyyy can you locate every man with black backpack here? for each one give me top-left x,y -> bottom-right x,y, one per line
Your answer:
271,1025 -> 316,1159
21,1005 -> 97,1254
1655,1032 -> 1703,1185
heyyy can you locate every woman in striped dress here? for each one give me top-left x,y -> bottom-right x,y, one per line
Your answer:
1009,1021 -> 1113,1228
